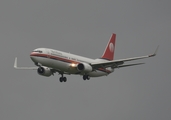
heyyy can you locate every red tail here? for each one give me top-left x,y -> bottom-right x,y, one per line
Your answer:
101,33 -> 116,61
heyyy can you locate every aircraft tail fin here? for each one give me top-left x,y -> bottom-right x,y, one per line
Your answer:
101,33 -> 116,61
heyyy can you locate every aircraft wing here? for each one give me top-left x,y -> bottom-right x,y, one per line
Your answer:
91,46 -> 158,68
14,58 -> 66,75
14,57 -> 38,70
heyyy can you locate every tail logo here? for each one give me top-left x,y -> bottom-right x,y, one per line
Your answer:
101,33 -> 116,60
109,43 -> 114,53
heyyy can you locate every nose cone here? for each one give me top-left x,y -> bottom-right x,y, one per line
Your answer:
30,52 -> 34,56
30,48 -> 44,63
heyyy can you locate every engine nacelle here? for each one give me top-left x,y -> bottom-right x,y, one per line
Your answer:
77,63 -> 93,73
37,66 -> 52,77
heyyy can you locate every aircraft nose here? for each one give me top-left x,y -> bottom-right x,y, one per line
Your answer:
30,52 -> 34,56
30,52 -> 36,62
30,52 -> 36,57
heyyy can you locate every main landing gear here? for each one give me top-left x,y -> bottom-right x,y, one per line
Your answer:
59,74 -> 67,82
58,74 -> 90,82
83,75 -> 90,80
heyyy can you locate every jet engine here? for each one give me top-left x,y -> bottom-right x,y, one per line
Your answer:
37,66 -> 52,77
77,63 -> 93,73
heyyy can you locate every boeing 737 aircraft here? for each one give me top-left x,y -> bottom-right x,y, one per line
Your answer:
14,34 -> 158,82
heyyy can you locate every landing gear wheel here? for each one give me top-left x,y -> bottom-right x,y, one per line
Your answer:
87,76 -> 90,80
83,75 -> 90,80
59,75 -> 67,82
63,77 -> 67,82
59,77 -> 63,82
83,75 -> 87,80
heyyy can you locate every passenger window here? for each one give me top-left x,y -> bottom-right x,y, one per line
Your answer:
33,50 -> 42,53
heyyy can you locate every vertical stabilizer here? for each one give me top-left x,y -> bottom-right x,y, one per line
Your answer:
101,33 -> 116,60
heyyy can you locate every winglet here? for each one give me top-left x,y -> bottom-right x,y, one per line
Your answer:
149,46 -> 159,57
14,57 -> 37,70
14,57 -> 18,69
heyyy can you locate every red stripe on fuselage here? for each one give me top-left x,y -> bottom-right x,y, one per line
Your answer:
30,53 -> 79,64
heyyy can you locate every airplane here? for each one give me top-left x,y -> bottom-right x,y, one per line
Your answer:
14,33 -> 158,82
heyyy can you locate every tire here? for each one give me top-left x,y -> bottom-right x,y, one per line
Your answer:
83,75 -> 87,80
63,77 -> 67,82
87,76 -> 90,80
59,77 -> 63,82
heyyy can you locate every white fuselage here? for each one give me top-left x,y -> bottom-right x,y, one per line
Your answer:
30,48 -> 114,77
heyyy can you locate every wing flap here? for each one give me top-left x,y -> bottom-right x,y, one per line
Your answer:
117,63 -> 145,68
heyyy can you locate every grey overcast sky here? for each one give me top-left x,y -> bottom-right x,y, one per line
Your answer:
0,0 -> 171,120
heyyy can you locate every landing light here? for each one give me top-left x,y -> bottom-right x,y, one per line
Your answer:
70,63 -> 77,67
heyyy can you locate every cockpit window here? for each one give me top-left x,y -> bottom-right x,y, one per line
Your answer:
33,50 -> 42,53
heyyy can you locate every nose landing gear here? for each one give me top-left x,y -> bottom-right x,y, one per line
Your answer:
59,74 -> 67,82
83,75 -> 90,80
59,77 -> 67,82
